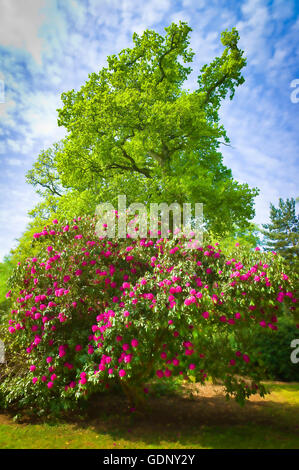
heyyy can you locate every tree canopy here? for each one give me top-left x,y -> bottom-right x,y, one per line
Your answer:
262,198 -> 298,268
27,22 -> 258,236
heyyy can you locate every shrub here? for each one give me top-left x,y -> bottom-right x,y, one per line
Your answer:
251,316 -> 299,382
1,217 -> 297,413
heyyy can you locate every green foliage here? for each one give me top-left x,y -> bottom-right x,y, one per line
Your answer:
262,198 -> 298,267
27,22 -> 258,236
26,142 -> 64,199
251,316 -> 299,382
211,223 -> 261,254
0,217 -> 297,414
0,255 -> 14,302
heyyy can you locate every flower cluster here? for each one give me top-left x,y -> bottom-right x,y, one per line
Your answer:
4,216 -> 297,409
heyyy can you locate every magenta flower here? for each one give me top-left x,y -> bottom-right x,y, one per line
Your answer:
243,354 -> 250,363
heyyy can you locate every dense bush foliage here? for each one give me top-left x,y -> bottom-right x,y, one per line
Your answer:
251,316 -> 299,382
0,216 -> 297,414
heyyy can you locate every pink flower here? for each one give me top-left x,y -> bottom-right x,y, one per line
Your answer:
189,363 -> 196,370
124,354 -> 132,363
131,339 -> 138,348
156,369 -> 164,378
243,354 -> 250,363
30,365 -> 36,372
47,381 -> 54,389
32,377 -> 38,384
46,356 -> 52,363
119,369 -> 126,377
202,311 -> 209,319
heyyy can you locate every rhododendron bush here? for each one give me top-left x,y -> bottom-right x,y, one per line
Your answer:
1,216 -> 297,413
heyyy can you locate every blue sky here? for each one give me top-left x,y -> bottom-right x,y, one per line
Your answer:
0,0 -> 298,260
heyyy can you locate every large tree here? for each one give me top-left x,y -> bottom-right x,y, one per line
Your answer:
262,197 -> 298,266
27,22 -> 258,235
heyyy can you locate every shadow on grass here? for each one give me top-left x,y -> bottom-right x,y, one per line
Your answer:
1,383 -> 299,448
63,384 -> 299,448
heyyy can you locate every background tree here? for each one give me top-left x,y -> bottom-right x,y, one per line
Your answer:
211,222 -> 261,254
0,255 -> 14,303
262,197 -> 298,267
27,22 -> 258,236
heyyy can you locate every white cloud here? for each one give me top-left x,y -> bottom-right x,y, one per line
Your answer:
21,91 -> 65,147
0,184 -> 40,259
0,0 -> 46,63
236,0 -> 271,66
88,0 -> 171,33
5,156 -> 24,166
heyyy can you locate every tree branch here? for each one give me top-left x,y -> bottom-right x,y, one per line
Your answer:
156,32 -> 178,85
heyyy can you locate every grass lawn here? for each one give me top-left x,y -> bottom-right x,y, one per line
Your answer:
0,381 -> 298,449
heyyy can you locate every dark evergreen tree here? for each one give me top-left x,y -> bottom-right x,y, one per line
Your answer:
262,198 -> 298,266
